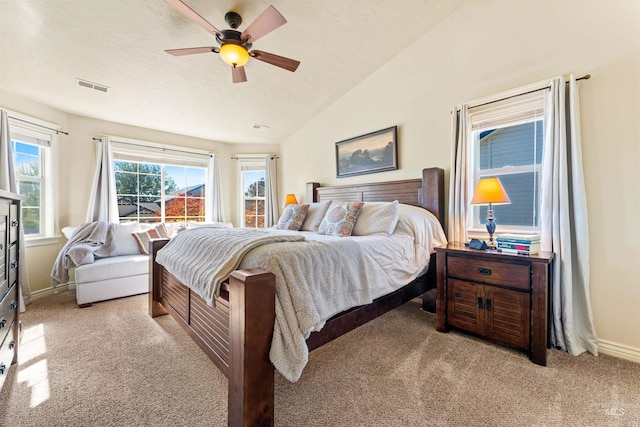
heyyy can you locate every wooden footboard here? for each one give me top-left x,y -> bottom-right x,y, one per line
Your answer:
149,239 -> 276,427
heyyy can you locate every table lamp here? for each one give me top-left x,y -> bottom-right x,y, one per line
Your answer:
284,194 -> 298,206
470,177 -> 511,249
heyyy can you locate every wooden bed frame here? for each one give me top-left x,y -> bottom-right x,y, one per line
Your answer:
149,167 -> 444,426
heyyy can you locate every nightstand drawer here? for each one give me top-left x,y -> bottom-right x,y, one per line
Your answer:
447,255 -> 530,290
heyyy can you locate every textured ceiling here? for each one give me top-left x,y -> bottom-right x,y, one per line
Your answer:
0,0 -> 463,144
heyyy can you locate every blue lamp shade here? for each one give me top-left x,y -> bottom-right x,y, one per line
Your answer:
471,177 -> 511,248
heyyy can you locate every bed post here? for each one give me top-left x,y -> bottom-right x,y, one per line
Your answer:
306,182 -> 320,202
149,239 -> 170,318
228,269 -> 276,427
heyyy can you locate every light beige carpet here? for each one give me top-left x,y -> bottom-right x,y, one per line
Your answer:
1,290 -> 639,426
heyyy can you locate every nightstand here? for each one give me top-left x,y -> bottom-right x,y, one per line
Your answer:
435,242 -> 554,366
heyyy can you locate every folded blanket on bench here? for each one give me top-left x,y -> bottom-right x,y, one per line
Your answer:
51,221 -> 116,287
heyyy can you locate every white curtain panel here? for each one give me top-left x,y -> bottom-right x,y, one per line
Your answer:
264,155 -> 278,227
540,75 -> 598,356
86,136 -> 119,223
447,105 -> 470,243
205,154 -> 225,222
0,110 -> 32,310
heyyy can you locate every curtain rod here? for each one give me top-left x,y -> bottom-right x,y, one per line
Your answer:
469,74 -> 590,110
92,137 -> 212,157
231,155 -> 279,160
9,116 -> 69,135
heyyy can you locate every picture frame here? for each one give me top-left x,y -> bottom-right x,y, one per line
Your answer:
335,126 -> 398,178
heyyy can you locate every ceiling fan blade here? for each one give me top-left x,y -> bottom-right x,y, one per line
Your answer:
241,5 -> 287,43
164,0 -> 220,37
232,66 -> 247,83
165,47 -> 217,56
250,50 -> 300,72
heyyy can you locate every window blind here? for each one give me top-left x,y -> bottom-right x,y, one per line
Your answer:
111,140 -> 210,167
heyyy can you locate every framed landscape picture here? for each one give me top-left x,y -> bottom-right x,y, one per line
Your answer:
335,126 -> 398,178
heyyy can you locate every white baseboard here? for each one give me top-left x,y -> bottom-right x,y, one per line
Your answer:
30,282 -> 75,301
598,339 -> 640,364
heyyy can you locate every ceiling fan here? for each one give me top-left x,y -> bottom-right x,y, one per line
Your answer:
164,0 -> 300,83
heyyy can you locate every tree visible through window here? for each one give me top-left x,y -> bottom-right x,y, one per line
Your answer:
242,169 -> 265,228
12,140 -> 45,236
114,160 -> 205,223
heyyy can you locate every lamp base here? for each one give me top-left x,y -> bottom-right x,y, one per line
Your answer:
486,209 -> 497,250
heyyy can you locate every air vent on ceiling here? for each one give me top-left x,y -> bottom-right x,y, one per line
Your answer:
252,124 -> 270,131
76,78 -> 109,93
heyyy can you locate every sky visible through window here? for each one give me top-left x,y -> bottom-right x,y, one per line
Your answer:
165,164 -> 205,191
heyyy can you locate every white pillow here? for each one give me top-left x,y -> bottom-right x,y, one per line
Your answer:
300,200 -> 331,232
110,221 -> 142,256
188,221 -> 233,229
352,201 -> 400,236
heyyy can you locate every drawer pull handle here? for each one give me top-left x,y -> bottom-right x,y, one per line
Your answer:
0,364 -> 5,375
477,267 -> 492,276
485,299 -> 492,311
477,297 -> 484,309
10,261 -> 17,269
10,220 -> 18,227
8,340 -> 15,350
0,318 -> 5,328
0,243 -> 3,250
10,300 -> 17,310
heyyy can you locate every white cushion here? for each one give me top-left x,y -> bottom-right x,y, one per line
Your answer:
300,201 -> 331,232
75,254 -> 149,283
352,201 -> 400,236
110,221 -> 142,256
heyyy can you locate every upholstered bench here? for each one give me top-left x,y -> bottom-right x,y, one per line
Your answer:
75,254 -> 149,307
61,221 -> 232,307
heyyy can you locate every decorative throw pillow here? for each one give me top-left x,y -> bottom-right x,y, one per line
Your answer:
275,204 -> 310,230
318,202 -> 365,237
352,200 -> 400,236
300,200 -> 332,232
131,228 -> 161,255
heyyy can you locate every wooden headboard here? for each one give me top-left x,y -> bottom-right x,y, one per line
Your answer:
306,167 -> 445,229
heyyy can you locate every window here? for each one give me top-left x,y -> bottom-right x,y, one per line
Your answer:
10,121 -> 55,239
112,140 -> 209,224
238,160 -> 266,228
468,95 -> 545,234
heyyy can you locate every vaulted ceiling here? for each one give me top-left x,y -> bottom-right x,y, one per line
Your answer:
0,0 -> 464,144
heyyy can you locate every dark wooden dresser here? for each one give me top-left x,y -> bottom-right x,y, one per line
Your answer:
435,242 -> 554,366
0,190 -> 22,392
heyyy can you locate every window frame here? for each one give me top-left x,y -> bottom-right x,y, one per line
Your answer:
237,157 -> 267,228
8,116 -> 58,245
466,95 -> 545,237
111,138 -> 209,224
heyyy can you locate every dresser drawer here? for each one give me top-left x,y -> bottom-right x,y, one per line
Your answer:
0,285 -> 17,342
8,244 -> 17,288
9,204 -> 18,244
447,255 -> 530,290
0,321 -> 16,391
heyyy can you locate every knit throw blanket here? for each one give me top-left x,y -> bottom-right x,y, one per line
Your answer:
155,228 -> 305,307
51,221 -> 116,287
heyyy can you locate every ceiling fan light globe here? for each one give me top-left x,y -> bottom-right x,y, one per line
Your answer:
219,43 -> 249,67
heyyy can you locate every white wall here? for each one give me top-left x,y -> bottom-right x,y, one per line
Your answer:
280,1 -> 640,355
1,90 -> 280,294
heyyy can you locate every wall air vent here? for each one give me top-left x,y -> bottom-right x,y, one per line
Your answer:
76,78 -> 109,93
